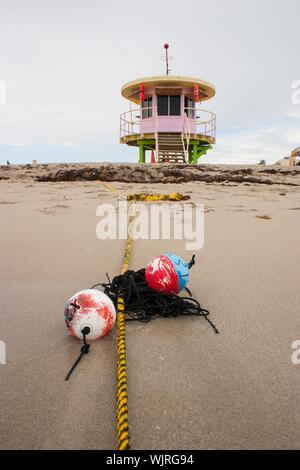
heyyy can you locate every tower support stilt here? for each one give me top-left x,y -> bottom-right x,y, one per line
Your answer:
138,143 -> 145,163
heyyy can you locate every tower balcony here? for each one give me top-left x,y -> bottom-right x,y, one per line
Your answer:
120,105 -> 216,147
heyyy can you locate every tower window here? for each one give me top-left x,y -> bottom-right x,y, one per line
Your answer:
169,95 -> 181,116
157,95 -> 181,116
141,97 -> 153,119
184,97 -> 195,118
157,96 -> 168,116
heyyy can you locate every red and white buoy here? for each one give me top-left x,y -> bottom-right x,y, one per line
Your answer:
64,289 -> 116,340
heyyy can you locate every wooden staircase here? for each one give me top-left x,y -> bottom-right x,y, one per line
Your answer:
157,133 -> 187,163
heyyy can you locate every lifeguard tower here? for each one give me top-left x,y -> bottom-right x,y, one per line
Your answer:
120,44 -> 216,164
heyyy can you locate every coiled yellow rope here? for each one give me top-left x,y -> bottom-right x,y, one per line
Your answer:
127,192 -> 190,202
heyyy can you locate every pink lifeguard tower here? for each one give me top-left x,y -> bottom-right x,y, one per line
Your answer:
120,44 -> 216,164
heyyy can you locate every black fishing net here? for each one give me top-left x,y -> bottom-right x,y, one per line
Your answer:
92,269 -> 219,334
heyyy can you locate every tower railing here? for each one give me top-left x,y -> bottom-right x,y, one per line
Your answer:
120,107 -> 142,139
120,105 -> 216,141
184,107 -> 216,141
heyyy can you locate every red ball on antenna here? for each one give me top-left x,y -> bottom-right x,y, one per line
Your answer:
164,43 -> 169,49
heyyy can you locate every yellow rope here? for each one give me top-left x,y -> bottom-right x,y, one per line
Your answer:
116,202 -> 135,451
113,189 -> 189,450
101,182 -> 118,192
100,180 -> 189,203
127,192 -> 190,202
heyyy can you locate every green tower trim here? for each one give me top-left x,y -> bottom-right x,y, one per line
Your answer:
136,138 -> 212,164
137,139 -> 156,163
190,141 -> 213,164
137,139 -> 156,146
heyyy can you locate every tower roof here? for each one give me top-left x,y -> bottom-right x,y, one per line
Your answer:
121,75 -> 216,104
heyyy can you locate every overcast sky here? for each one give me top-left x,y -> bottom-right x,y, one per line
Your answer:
0,0 -> 299,164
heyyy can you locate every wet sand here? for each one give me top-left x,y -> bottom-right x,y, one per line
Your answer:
0,170 -> 299,449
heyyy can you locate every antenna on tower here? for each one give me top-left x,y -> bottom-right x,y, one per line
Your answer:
164,44 -> 170,75
161,43 -> 173,75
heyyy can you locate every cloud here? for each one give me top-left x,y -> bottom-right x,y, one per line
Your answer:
0,0 -> 299,164
204,124 -> 299,164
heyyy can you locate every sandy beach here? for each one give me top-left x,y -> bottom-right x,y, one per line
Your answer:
0,163 -> 299,450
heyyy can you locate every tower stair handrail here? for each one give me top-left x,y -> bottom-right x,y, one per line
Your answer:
182,112 -> 191,163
